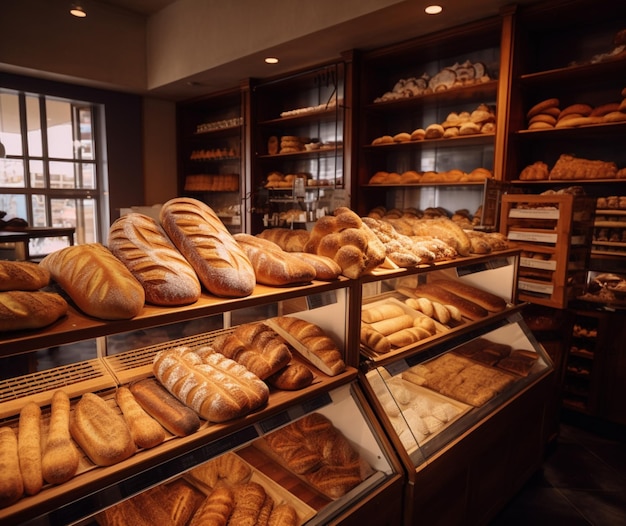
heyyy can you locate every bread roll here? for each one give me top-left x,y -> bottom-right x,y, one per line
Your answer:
189,486 -> 235,526
70,392 -> 135,466
0,427 -> 23,508
267,363 -> 314,390
108,213 -> 201,306
360,326 -> 391,354
0,290 -> 68,332
40,243 -> 145,320
288,252 -> 342,280
42,390 -> 79,485
432,278 -> 506,312
268,503 -> 298,526
129,378 -> 200,437
153,347 -> 269,423
256,228 -> 310,252
369,314 -> 414,336
18,402 -> 43,496
233,233 -> 316,286
362,303 -> 405,324
229,482 -> 267,525
0,260 -> 49,291
115,386 -> 166,449
160,198 -> 255,298
413,283 -> 488,321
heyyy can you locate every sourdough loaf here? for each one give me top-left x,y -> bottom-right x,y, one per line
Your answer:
0,290 -> 68,332
153,347 -> 269,423
160,198 -> 255,298
108,213 -> 201,306
0,260 -> 49,291
40,243 -> 145,320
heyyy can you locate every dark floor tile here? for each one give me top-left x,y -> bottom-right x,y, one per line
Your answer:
559,488 -> 626,526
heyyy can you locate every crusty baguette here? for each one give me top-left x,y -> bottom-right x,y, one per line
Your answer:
18,401 -> 43,496
233,233 -> 316,286
108,213 -> 201,306
362,303 -> 405,324
369,314 -> 414,336
115,386 -> 166,449
432,278 -> 506,312
160,198 -> 255,298
40,243 -> 145,320
412,283 -> 488,321
256,228 -> 310,252
0,290 -> 68,332
129,378 -> 200,437
386,326 -> 432,347
0,260 -> 50,291
70,393 -> 136,466
41,390 -> 79,485
0,426 -> 23,508
153,347 -> 269,423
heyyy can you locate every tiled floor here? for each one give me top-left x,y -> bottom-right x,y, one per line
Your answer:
490,413 -> 626,525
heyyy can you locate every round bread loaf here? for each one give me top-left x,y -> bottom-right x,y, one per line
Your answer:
0,260 -> 50,291
527,98 -> 559,118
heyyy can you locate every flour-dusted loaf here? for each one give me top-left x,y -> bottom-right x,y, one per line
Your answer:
41,390 -> 79,485
160,198 -> 255,298
40,243 -> 145,320
153,347 -> 269,423
0,290 -> 68,332
70,392 -> 136,466
0,260 -> 50,291
233,233 -> 316,286
108,213 -> 201,306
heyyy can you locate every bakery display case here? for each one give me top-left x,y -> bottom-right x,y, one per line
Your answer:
0,278 -> 404,526
354,16 -> 508,229
250,62 -> 349,234
356,250 -> 555,525
177,86 -> 248,233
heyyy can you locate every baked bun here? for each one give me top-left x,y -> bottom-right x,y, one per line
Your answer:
560,103 -> 593,118
527,98 -> 560,119
393,132 -> 411,143
424,124 -> 444,139
410,128 -> 425,140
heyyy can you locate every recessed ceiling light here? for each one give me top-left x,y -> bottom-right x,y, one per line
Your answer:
265,57 -> 279,64
425,5 -> 443,15
70,3 -> 87,17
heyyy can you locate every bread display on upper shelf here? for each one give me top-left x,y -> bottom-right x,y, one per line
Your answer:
519,154 -> 625,181
373,59 -> 492,103
367,167 -> 493,184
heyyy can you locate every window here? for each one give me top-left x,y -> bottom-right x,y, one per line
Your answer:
0,89 -> 106,256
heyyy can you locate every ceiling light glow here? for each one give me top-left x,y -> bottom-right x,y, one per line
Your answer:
425,5 -> 443,15
265,57 -> 279,64
70,3 -> 87,17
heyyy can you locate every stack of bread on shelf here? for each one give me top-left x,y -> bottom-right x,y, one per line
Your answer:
373,59 -> 491,103
520,154 -> 626,181
368,166 -> 493,184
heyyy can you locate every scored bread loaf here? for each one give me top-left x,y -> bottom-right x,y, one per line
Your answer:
268,503 -> 298,526
69,392 -> 136,466
432,278 -> 506,312
160,198 -> 255,298
287,252 -> 342,281
41,390 -> 79,485
268,316 -> 346,376
0,260 -> 49,291
189,451 -> 252,488
129,378 -> 200,437
233,233 -> 316,286
108,213 -> 201,306
40,243 -> 145,320
267,363 -> 314,390
188,485 -> 235,526
412,282 -> 488,321
18,402 -> 43,496
115,386 -> 166,449
0,290 -> 68,332
229,482 -> 268,526
360,326 -> 391,354
153,347 -> 269,423
256,228 -> 310,252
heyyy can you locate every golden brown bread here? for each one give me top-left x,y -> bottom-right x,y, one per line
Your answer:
362,303 -> 406,324
115,386 -> 166,449
233,233 -> 316,286
0,260 -> 49,291
153,347 -> 269,423
256,228 -> 310,252
160,198 -> 255,298
18,402 -> 43,496
0,290 -> 68,332
369,314 -> 415,336
190,452 -> 252,488
41,390 -> 79,485
40,243 -> 145,320
129,378 -> 200,437
267,363 -> 314,390
360,326 -> 391,354
268,503 -> 298,526
432,278 -> 506,312
229,481 -> 268,525
70,392 -> 136,466
108,213 -> 201,306
412,282 -> 488,321
0,426 -> 23,508
189,485 -> 235,526
288,252 -> 342,280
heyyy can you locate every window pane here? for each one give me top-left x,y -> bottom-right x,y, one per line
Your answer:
0,157 -> 25,187
31,194 -> 47,227
0,193 -> 27,221
29,159 -> 45,188
26,95 -> 42,157
50,197 -> 97,244
51,197 -> 75,228
77,107 -> 94,160
46,99 -> 73,159
49,160 -> 76,189
0,92 -> 22,156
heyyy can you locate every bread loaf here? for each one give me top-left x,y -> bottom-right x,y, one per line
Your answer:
162,479 -> 206,526
0,427 -> 23,508
362,303 -> 405,324
115,386 -> 166,449
160,198 -> 255,298
360,326 -> 391,354
0,290 -> 68,332
267,363 -> 314,390
268,316 -> 346,376
432,278 -> 506,312
108,213 -> 201,306
0,260 -> 49,291
41,390 -> 79,485
233,233 -> 316,286
70,392 -> 135,466
189,485 -> 235,526
40,243 -> 145,320
268,503 -> 298,526
288,252 -> 342,280
18,402 -> 43,496
369,314 -> 414,336
129,378 -> 200,437
153,347 -> 269,423
229,482 -> 268,525
190,452 -> 252,488
256,228 -> 310,252
412,283 -> 488,321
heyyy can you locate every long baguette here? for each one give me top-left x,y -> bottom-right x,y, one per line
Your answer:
115,386 -> 166,449
18,402 -> 43,496
369,314 -> 414,336
432,278 -> 506,312
41,390 -> 79,485
362,303 -> 405,324
0,427 -> 23,508
413,283 -> 488,321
